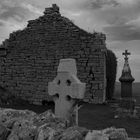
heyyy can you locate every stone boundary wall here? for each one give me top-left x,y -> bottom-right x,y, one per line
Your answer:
0,4 -> 107,105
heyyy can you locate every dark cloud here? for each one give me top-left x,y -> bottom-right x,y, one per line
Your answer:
0,6 -> 30,22
90,0 -> 119,9
0,1 -> 40,23
0,21 -> 4,26
104,24 -> 140,41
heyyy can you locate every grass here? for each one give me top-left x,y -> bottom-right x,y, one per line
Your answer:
115,82 -> 140,105
1,103 -> 140,138
78,104 -> 140,138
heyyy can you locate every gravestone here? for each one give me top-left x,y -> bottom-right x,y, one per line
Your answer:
48,58 -> 86,125
119,50 -> 135,98
117,50 -> 137,118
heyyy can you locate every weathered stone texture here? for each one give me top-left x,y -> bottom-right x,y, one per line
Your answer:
0,108 -> 130,140
0,4 -> 106,105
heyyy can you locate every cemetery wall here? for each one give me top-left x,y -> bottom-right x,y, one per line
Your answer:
0,4 -> 107,105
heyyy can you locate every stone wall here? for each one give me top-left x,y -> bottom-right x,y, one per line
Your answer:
0,4 -> 107,105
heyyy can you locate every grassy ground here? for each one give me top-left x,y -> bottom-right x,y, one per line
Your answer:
115,82 -> 140,105
78,104 -> 140,138
1,103 -> 140,138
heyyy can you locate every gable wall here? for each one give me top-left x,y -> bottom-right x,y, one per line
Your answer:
0,5 -> 106,104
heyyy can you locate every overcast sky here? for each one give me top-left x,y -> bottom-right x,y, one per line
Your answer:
0,0 -> 140,82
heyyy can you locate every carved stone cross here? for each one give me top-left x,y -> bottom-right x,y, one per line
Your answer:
122,50 -> 131,60
48,59 -> 86,125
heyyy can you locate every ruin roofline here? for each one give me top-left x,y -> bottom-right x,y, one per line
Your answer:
28,4 -> 106,39
0,4 -> 106,49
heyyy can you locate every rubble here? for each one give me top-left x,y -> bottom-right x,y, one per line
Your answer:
0,108 -> 133,140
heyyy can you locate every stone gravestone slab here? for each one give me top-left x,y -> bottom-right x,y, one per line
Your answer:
48,58 -> 86,126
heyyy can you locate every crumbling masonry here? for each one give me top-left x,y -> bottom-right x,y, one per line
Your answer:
0,4 -> 107,105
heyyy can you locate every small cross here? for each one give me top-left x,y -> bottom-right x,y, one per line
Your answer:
122,50 -> 131,60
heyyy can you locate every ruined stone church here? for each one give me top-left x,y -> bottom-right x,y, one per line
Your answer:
0,4 -> 107,105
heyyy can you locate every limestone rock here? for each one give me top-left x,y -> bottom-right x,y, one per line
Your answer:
34,119 -> 66,140
57,126 -> 88,140
33,110 -> 66,128
85,130 -> 108,140
0,108 -> 37,140
35,124 -> 57,140
0,124 -> 10,140
0,108 -> 36,125
85,127 -> 128,140
103,127 -> 128,140
7,119 -> 37,140
109,129 -> 128,140
0,108 -> 133,140
60,127 -> 83,140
